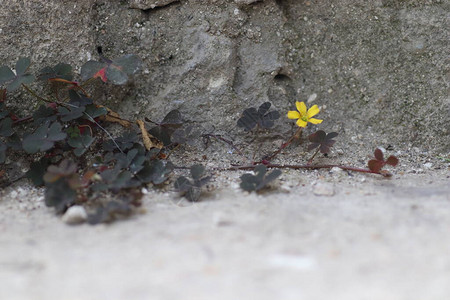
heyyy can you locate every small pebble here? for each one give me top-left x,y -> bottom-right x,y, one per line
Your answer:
307,93 -> 317,103
423,162 -> 433,169
313,182 -> 335,196
62,206 -> 88,225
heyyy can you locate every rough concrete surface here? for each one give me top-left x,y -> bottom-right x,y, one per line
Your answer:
1,170 -> 449,300
1,0 -> 449,299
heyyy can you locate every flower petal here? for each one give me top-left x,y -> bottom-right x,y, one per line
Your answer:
287,111 -> 300,119
308,118 -> 323,124
296,101 -> 307,116
307,105 -> 320,118
296,119 -> 308,127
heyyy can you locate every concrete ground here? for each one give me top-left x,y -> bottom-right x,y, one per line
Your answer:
0,170 -> 449,300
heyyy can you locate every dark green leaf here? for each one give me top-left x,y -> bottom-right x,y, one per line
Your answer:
174,176 -> 192,193
58,105 -> 85,122
184,187 -> 202,202
26,158 -> 50,186
68,90 -> 92,106
0,102 -> 9,119
160,109 -> 183,126
39,63 -> 73,81
6,134 -> 22,150
0,141 -> 6,164
0,66 -> 15,83
171,125 -> 202,146
32,105 -> 57,126
0,118 -> 13,137
237,102 -> 279,131
15,57 -> 31,75
68,133 -> 95,157
137,160 -> 173,185
45,180 -> 77,213
0,57 -> 35,92
84,104 -> 107,119
190,164 -> 205,181
22,122 -> 67,153
240,165 -> 281,192
237,107 -> 258,131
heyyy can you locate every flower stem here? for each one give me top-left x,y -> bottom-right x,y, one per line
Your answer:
307,148 -> 320,165
264,127 -> 302,162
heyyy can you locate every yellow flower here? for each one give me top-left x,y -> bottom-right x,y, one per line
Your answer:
287,101 -> 323,128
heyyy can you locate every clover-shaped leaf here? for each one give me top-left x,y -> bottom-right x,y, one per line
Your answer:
22,122 -> 67,153
237,102 -> 280,131
95,166 -> 140,192
26,158 -> 50,186
308,130 -> 338,154
32,105 -> 57,126
137,160 -> 174,185
58,105 -> 85,122
146,109 -> 184,146
171,124 -> 202,146
174,164 -> 211,202
81,54 -> 142,85
368,148 -> 399,174
112,148 -> 147,172
45,179 -> 77,213
84,104 -> 107,119
240,165 -> 281,192
68,133 -> 95,157
68,90 -> 93,106
0,57 -> 35,91
39,63 -> 73,81
43,160 -> 80,213
103,130 -> 139,152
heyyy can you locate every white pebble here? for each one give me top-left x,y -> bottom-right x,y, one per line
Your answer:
307,93 -> 317,103
313,182 -> 335,196
62,206 -> 88,225
423,162 -> 433,169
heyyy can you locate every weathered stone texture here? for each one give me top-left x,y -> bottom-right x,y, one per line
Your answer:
129,0 -> 179,10
1,0 -> 449,153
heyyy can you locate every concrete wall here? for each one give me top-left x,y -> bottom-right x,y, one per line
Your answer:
1,0 -> 448,154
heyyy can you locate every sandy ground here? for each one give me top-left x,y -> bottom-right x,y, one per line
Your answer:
0,167 -> 449,300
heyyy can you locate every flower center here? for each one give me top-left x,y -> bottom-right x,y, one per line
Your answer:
301,116 -> 308,122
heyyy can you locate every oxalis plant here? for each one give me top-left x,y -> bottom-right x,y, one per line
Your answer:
0,54 -> 399,224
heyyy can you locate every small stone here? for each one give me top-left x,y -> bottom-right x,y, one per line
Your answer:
330,167 -> 344,173
307,93 -> 317,103
423,162 -> 433,169
313,182 -> 335,196
62,206 -> 88,225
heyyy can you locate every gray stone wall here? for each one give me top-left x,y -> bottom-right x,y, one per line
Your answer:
1,0 -> 448,153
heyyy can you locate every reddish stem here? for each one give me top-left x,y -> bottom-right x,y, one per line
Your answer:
225,163 -> 392,177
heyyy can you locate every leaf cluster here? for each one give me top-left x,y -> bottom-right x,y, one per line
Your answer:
237,102 -> 280,131
308,130 -> 338,154
174,165 -> 211,202
368,148 -> 399,175
240,165 -> 281,192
